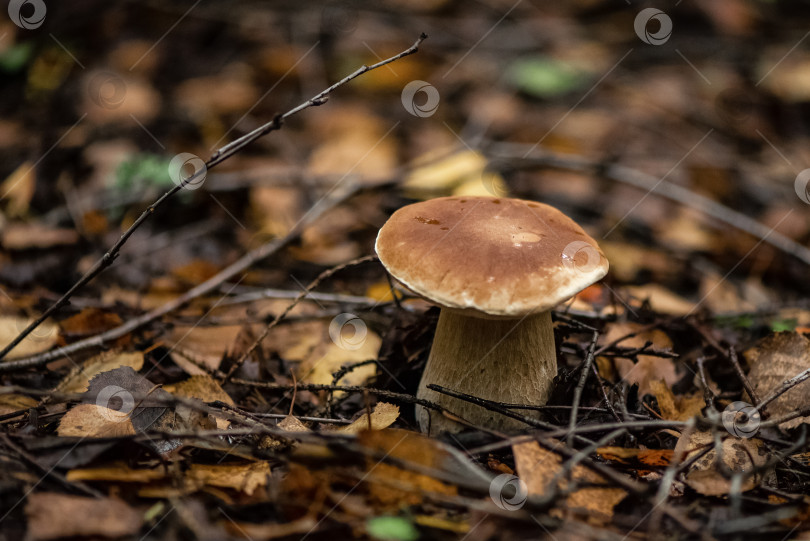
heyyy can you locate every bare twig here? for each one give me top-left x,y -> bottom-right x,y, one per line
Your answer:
486,143 -> 810,266
756,366 -> 810,414
729,345 -> 760,406
568,330 -> 599,447
221,254 -> 378,383
0,33 -> 428,363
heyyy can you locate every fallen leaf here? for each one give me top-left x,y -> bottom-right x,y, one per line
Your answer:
332,402 -> 400,435
674,429 -> 771,495
602,322 -> 678,397
0,161 -> 35,217
56,350 -> 144,395
403,149 -> 505,199
68,461 -> 270,497
67,462 -> 166,483
597,447 -> 673,468
307,105 -> 396,187
0,393 -> 37,415
25,492 -> 142,541
164,375 -> 234,429
58,308 -> 123,338
650,379 -> 705,421
744,332 -> 810,429
58,403 -> 136,437
292,319 -> 382,396
513,440 -> 627,523
0,315 -> 59,360
166,324 -> 254,374
2,222 -> 79,250
357,429 -> 461,508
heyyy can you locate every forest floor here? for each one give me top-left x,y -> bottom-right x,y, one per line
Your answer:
1,1 -> 810,540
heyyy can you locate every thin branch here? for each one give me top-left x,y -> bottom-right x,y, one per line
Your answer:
0,33 -> 428,363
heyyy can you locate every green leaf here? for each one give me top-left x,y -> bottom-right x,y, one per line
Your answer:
366,516 -> 419,541
506,57 -> 587,99
770,318 -> 797,332
114,154 -> 173,191
0,43 -> 34,73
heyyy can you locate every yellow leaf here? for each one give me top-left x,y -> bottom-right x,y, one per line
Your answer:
58,404 -> 136,438
0,315 -> 59,360
403,149 -> 502,199
56,350 -> 144,395
0,161 -> 35,217
333,402 -> 400,434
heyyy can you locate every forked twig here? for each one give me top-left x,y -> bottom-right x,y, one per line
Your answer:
0,34 -> 427,369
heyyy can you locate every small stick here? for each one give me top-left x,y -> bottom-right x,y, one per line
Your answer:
756,366 -> 810,414
221,255 -> 377,383
0,34 -> 427,364
568,330 -> 599,447
729,345 -> 760,406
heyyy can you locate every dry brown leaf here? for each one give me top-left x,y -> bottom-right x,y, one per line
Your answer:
82,71 -> 161,124
56,350 -> 144,395
67,462 -> 166,483
603,322 -> 678,397
0,393 -> 37,415
357,428 -> 458,508
69,461 -> 270,497
2,222 -> 79,250
57,403 -> 136,437
291,319 -> 382,395
58,308 -> 123,338
0,161 -> 35,217
25,492 -> 142,541
249,185 -> 304,239
650,379 -> 705,421
175,63 -> 259,117
0,315 -> 59,360
674,429 -> 771,495
171,259 -> 221,285
332,402 -> 400,435
744,332 -> 810,429
306,105 -> 396,187
623,284 -> 697,316
597,447 -> 673,468
259,415 -> 309,451
166,324 -> 253,374
513,440 -> 627,523
164,375 -> 234,429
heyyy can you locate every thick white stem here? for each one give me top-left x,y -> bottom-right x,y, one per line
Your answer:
415,309 -> 556,434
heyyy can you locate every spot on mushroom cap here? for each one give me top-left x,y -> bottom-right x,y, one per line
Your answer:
375,196 -> 609,318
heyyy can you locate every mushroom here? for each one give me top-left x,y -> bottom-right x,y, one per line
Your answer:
375,196 -> 608,433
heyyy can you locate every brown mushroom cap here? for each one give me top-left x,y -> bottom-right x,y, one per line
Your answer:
375,196 -> 608,318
